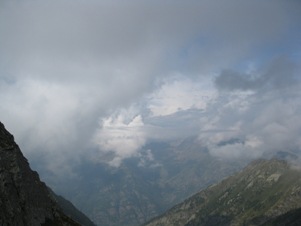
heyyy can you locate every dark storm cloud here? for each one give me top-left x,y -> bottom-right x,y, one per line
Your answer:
215,70 -> 258,91
215,57 -> 298,91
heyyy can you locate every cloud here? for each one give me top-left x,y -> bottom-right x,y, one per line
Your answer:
137,149 -> 157,168
1,0 -> 298,79
0,0 -> 300,175
148,75 -> 216,116
198,57 -> 301,159
89,76 -> 216,164
209,135 -> 263,159
215,57 -> 298,91
92,113 -> 146,167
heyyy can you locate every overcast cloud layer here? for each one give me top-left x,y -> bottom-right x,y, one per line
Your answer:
0,0 -> 301,174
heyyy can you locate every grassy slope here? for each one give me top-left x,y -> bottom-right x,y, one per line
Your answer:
145,159 -> 301,226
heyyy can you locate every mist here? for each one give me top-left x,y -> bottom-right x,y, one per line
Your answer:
0,0 -> 300,176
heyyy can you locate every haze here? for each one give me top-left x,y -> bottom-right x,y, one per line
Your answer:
0,0 -> 300,178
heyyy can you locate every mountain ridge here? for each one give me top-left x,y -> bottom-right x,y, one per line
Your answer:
0,121 -> 92,226
144,158 -> 301,226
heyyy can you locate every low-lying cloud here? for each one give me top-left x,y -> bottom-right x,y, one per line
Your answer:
0,0 -> 300,177
93,114 -> 146,167
201,57 -> 301,159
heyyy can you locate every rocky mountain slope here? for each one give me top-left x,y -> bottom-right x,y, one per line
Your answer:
48,188 -> 97,226
144,159 -> 301,226
0,121 -> 87,226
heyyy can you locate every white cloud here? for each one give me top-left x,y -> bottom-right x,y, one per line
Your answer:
1,79 -> 80,149
138,149 -> 157,168
92,113 -> 146,167
209,135 -> 263,159
198,64 -> 301,160
148,76 -> 216,116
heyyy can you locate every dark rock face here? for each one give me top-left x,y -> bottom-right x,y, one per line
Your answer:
49,188 -> 97,226
0,122 -> 80,226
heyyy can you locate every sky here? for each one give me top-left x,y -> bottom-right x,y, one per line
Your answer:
0,0 -> 301,175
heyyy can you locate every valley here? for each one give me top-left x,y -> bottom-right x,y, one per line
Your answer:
55,138 -> 247,226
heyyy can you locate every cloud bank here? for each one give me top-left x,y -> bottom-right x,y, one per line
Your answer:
202,57 -> 301,159
0,0 -> 300,175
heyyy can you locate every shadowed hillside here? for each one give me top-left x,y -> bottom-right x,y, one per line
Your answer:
0,121 -> 91,226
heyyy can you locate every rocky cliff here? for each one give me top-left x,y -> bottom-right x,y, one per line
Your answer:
0,121 -> 81,226
48,188 -> 97,226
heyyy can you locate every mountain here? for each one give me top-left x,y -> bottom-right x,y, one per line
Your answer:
48,188 -> 97,226
262,207 -> 301,226
0,121 -> 89,226
144,159 -> 301,226
55,138 -> 247,226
